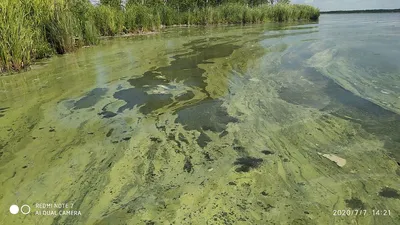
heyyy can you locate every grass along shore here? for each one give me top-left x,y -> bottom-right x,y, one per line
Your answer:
0,0 -> 320,73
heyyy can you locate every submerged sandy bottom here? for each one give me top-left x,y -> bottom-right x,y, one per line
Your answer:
1,18 -> 400,225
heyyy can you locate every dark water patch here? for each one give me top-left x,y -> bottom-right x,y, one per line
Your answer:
175,91 -> 195,101
113,88 -> 173,115
74,88 -> 108,109
139,94 -> 174,115
113,88 -> 148,112
0,142 -> 8,157
178,133 -> 189,145
128,71 -> 169,87
261,150 -> 274,155
156,125 -> 166,132
197,132 -> 212,148
166,133 -> 184,149
180,42 -> 239,63
98,111 -> 117,118
257,201 -> 274,212
203,152 -> 213,161
150,137 -> 162,143
219,130 -> 229,138
379,187 -> 400,199
0,107 -> 9,117
183,157 -> 194,173
279,67 -> 400,157
167,133 -> 175,141
232,139 -> 246,153
175,99 -> 238,133
105,39 -> 240,126
128,40 -> 239,97
106,128 -> 114,137
145,220 -> 155,225
233,146 -> 245,152
279,86 -> 329,109
234,157 -> 263,172
122,137 -> 131,141
345,198 -> 366,209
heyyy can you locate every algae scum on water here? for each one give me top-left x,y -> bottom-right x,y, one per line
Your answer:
1,14 -> 400,225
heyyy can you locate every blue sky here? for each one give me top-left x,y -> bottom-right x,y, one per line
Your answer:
292,0 -> 400,11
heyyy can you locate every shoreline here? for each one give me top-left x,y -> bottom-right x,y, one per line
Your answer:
1,20 -> 314,76
99,31 -> 160,39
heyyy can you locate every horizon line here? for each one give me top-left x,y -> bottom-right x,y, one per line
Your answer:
320,8 -> 400,13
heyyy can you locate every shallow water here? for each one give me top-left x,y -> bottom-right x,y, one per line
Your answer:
1,14 -> 400,225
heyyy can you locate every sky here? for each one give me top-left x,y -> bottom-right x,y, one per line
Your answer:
292,0 -> 400,11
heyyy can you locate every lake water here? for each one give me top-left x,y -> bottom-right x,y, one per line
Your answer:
1,14 -> 400,225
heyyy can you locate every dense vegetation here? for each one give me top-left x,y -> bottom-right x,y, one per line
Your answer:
0,0 -> 319,73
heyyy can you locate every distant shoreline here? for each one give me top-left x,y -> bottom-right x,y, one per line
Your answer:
321,8 -> 400,14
